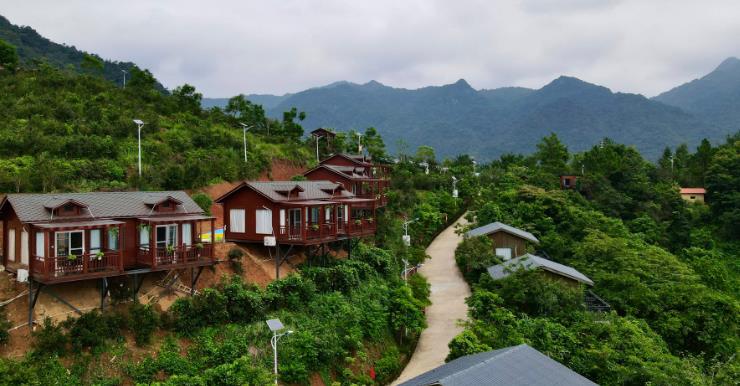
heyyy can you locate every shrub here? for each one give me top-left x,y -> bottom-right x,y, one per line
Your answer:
32,317 -> 68,357
191,192 -> 212,215
374,346 -> 402,384
64,310 -> 125,352
265,275 -> 316,310
221,278 -> 265,323
227,247 -> 244,260
408,273 -> 431,307
455,236 -> 500,283
170,288 -> 229,334
129,302 -> 159,346
202,356 -> 273,386
0,307 -> 10,345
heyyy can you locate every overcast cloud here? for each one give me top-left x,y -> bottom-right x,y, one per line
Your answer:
2,0 -> 739,97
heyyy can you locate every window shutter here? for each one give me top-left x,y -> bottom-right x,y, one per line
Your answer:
279,209 -> 286,228
230,209 -> 246,233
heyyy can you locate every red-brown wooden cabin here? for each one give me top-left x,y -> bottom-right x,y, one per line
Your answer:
214,180 -> 377,246
0,191 -> 216,284
304,153 -> 390,207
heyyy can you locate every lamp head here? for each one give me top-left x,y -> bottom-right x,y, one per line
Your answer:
133,119 -> 144,125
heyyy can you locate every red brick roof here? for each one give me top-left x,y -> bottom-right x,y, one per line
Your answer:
680,188 -> 706,194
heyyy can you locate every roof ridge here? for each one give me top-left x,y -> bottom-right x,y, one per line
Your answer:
438,345 -> 527,384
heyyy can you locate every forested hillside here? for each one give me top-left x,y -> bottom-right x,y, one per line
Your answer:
0,44 -> 316,193
451,133 -> 740,385
0,15 -> 166,91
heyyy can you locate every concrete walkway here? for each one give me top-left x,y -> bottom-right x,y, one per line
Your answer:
393,215 -> 470,385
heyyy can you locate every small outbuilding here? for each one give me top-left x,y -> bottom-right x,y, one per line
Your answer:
680,187 -> 706,203
560,175 -> 579,190
465,222 -> 539,260
397,344 -> 597,386
487,253 -> 594,287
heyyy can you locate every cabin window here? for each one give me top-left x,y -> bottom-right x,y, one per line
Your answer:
495,248 -> 512,261
7,228 -> 15,262
182,223 -> 192,246
256,209 -> 273,234
230,209 -> 246,233
35,232 -> 45,258
55,230 -> 84,257
140,226 -> 150,249
63,204 -> 75,213
325,206 -> 333,222
690,196 -> 696,200
564,178 -> 571,187
156,224 -> 178,250
279,209 -> 286,229
90,229 -> 101,254
310,207 -> 320,224
108,228 -> 119,251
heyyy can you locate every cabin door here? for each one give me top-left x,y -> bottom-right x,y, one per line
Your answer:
7,229 -> 15,262
20,230 -> 29,265
288,209 -> 301,238
156,224 -> 178,251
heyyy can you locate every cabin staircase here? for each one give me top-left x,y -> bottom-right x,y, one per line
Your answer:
585,290 -> 611,312
156,270 -> 198,296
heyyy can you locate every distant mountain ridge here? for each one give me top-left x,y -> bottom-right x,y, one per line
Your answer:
653,57 -> 740,131
0,15 -> 165,91
203,59 -> 738,159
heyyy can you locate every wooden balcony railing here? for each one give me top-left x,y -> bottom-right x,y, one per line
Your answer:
33,251 -> 121,281
348,219 -> 376,235
137,243 -> 214,268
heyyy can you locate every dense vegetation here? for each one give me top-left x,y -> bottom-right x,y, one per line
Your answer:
450,133 -> 740,385
0,40 -> 320,192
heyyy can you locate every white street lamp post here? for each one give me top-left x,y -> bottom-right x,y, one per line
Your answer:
121,69 -> 127,88
356,133 -> 363,153
267,319 -> 293,385
240,123 -> 251,163
452,176 -> 458,198
133,119 -> 145,177
314,135 -> 322,162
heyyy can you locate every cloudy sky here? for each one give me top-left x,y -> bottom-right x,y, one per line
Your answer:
3,1 -> 738,97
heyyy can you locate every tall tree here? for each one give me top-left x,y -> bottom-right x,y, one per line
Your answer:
0,38 -> 18,72
534,133 -> 568,175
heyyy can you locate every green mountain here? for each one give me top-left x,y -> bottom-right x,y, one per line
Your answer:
0,15 -> 165,91
257,75 -> 723,159
653,57 -> 740,132
202,93 -> 290,110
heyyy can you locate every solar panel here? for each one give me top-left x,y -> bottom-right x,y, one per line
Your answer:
266,319 -> 285,332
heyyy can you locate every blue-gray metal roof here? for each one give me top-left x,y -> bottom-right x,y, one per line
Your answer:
398,344 -> 597,386
487,254 -> 594,286
465,222 -> 539,244
2,191 -> 203,224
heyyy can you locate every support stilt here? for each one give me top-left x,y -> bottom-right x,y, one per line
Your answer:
100,278 -> 109,310
28,279 -> 42,328
275,243 -> 281,280
44,286 -> 81,315
191,267 -> 204,296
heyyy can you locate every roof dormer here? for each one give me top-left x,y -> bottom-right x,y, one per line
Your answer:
143,195 -> 183,212
44,198 -> 89,217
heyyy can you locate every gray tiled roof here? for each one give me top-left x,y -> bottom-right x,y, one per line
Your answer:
465,222 -> 539,244
2,191 -> 203,223
398,344 -> 598,386
487,253 -> 594,286
234,180 -> 356,203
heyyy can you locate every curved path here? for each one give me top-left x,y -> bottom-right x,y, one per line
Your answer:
393,215 -> 470,385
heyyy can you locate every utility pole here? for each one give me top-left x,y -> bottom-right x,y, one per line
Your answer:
356,133 -> 363,153
314,135 -> 322,162
121,69 -> 127,88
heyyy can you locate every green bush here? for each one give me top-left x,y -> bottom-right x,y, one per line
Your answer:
408,273 -> 432,307
374,346 -> 402,384
227,247 -> 244,260
0,307 -> 10,345
221,278 -> 265,323
63,309 -> 125,352
455,236 -> 500,283
31,317 -> 68,356
170,288 -> 229,334
265,274 -> 316,310
191,192 -> 213,215
129,302 -> 160,346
